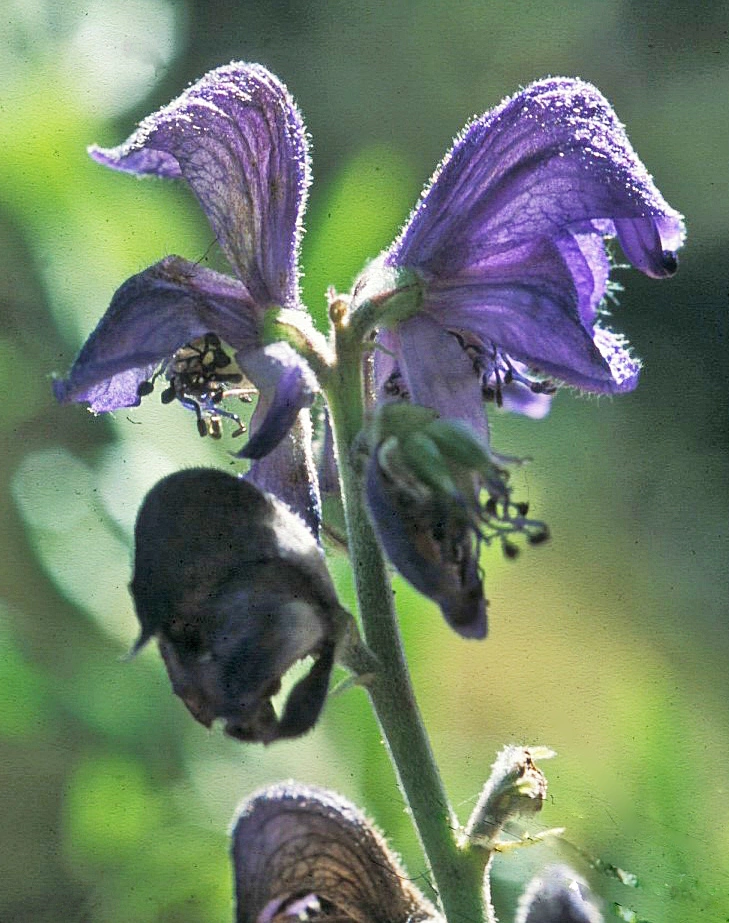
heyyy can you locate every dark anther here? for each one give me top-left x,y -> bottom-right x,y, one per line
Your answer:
160,385 -> 176,404
530,379 -> 557,395
515,501 -> 530,516
137,380 -> 155,398
527,527 -> 550,545
503,540 -> 520,559
484,496 -> 498,517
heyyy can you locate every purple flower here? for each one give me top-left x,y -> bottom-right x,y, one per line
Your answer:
365,403 -> 547,638
232,782 -> 440,923
53,63 -> 319,527
364,77 -> 685,438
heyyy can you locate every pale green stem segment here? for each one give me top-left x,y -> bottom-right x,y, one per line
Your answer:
324,303 -> 488,923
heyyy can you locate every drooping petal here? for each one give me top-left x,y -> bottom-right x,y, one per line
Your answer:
236,341 -> 318,459
131,469 -> 344,743
391,77 -> 684,279
245,412 -> 322,538
53,256 -> 259,412
365,452 -> 486,638
90,63 -> 310,307
232,783 -> 440,923
421,237 -> 636,393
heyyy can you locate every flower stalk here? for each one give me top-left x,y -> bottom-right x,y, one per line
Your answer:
324,304 -> 487,923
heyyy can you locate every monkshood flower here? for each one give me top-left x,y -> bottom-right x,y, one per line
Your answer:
53,63 -> 320,528
365,403 -> 547,638
358,77 -> 685,436
131,468 -> 350,744
232,782 -> 440,923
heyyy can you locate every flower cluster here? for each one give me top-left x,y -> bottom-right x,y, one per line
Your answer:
55,59 -> 682,701
54,60 -> 682,923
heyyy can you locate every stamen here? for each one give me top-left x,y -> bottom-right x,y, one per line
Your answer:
382,369 -> 410,401
449,329 -> 557,403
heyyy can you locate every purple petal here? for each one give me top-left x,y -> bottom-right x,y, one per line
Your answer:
232,783 -> 438,923
365,454 -> 486,638
236,342 -> 317,460
391,314 -> 490,440
90,63 -> 310,307
54,256 -> 258,412
421,237 -> 634,394
391,77 -> 684,278
614,216 -> 679,278
495,370 -> 554,419
555,225 -> 611,325
245,413 -> 322,538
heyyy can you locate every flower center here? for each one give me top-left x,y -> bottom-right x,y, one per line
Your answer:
137,333 -> 255,438
449,331 -> 556,407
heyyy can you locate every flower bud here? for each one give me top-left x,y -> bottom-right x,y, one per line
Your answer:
131,468 -> 347,743
465,746 -> 554,847
516,866 -> 603,923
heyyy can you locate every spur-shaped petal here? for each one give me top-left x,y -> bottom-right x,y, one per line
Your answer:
391,77 -> 684,279
131,469 -> 344,743
53,256 -> 259,411
90,63 -> 310,307
232,782 -> 440,923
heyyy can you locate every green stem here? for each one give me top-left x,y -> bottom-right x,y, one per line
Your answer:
325,315 -> 486,923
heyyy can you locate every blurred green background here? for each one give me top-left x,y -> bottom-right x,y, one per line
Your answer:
1,0 -> 727,920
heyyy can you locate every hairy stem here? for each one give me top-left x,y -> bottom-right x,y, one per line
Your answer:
324,310 -> 487,923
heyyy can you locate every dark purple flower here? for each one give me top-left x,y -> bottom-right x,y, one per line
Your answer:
54,63 -> 319,527
365,404 -> 547,638
363,77 -> 684,439
131,468 -> 348,744
232,782 -> 440,923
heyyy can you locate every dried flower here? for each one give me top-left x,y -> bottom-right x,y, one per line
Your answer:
131,468 -> 348,743
232,782 -> 440,923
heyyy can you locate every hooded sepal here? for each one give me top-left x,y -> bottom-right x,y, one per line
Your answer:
90,62 -> 310,307
232,782 -> 441,923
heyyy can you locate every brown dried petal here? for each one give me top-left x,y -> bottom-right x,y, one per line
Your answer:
232,783 -> 441,923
